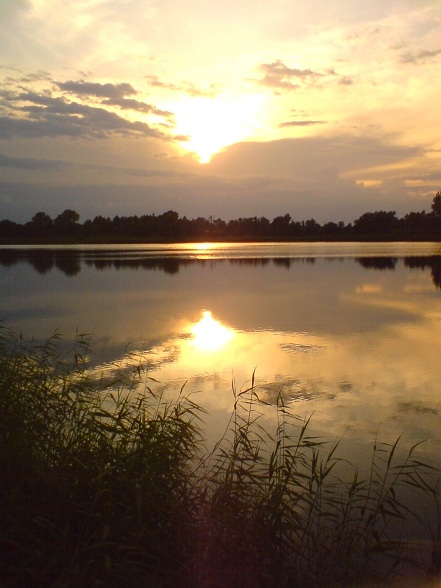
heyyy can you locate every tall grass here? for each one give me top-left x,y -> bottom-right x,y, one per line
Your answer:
1,328 -> 440,587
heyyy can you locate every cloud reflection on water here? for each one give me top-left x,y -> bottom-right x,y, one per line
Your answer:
119,303 -> 441,466
1,244 -> 441,466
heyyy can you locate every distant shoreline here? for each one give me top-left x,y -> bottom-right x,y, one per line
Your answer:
2,198 -> 441,244
1,234 -> 440,245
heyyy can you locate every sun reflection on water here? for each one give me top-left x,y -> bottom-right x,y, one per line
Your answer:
193,243 -> 211,251
189,310 -> 234,352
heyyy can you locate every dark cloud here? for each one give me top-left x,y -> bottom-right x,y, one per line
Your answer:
0,154 -> 187,177
0,133 -> 427,225
121,166 -> 186,179
210,135 -> 420,179
400,48 -> 441,64
0,85 -> 175,141
0,154 -> 67,170
279,120 -> 327,128
17,91 -> 67,108
0,116 -> 86,139
0,111 -> 166,141
56,80 -> 136,98
101,97 -> 173,118
23,78 -> 173,117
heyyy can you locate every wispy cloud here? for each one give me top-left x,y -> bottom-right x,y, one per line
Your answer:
145,75 -> 221,98
400,48 -> 441,64
279,120 -> 327,128
0,152 -> 193,179
252,59 -> 345,92
255,60 -> 324,91
0,154 -> 68,170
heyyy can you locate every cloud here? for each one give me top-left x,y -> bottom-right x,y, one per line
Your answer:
0,108 -> 167,141
405,172 -> 441,182
144,75 -> 220,98
101,98 -> 173,117
255,60 -> 323,91
0,153 -> 189,178
0,154 -> 67,170
252,59 -> 348,93
254,59 -> 321,90
400,48 -> 441,64
279,120 -> 327,128
209,135 -> 419,179
0,68 -> 51,87
0,83 -> 432,224
0,79 -> 177,141
56,80 -> 136,98
0,132 -> 424,224
54,79 -> 174,117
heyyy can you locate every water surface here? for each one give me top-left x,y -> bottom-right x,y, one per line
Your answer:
1,242 -> 441,464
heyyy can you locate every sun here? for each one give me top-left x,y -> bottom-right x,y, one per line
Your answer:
168,94 -> 265,163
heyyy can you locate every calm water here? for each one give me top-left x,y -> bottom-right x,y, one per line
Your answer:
2,242 -> 441,465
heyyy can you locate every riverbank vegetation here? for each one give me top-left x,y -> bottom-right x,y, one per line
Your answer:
1,193 -> 441,244
1,328 -> 440,587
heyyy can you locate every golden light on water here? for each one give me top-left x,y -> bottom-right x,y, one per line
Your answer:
189,310 -> 234,352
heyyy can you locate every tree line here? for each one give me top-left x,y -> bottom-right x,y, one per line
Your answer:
1,192 -> 441,243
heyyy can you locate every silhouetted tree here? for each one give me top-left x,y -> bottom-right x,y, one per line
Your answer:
26,211 -> 54,240
353,211 -> 399,235
431,192 -> 441,218
54,209 -> 80,234
0,219 -> 21,240
31,212 -> 53,227
89,216 -> 113,236
322,221 -> 340,235
271,214 -> 291,235
303,218 -> 321,236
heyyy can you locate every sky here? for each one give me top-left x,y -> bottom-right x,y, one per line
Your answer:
1,0 -> 441,224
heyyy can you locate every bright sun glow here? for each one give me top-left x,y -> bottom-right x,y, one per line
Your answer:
190,310 -> 234,352
168,94 -> 265,163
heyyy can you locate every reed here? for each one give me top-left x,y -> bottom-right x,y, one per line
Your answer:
0,328 -> 439,587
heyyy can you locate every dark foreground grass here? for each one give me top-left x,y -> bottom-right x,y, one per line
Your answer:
1,329 -> 440,588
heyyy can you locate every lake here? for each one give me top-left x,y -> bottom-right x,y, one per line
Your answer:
1,241 -> 441,468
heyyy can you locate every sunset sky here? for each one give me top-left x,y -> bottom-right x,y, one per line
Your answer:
1,0 -> 441,223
